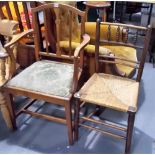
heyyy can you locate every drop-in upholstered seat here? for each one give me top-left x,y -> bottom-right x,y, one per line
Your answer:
6,60 -> 74,98
78,73 -> 139,112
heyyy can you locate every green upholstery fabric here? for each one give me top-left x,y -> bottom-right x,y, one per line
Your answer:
6,60 -> 74,98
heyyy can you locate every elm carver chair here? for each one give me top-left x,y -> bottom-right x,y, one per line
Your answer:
74,19 -> 151,153
3,3 -> 90,145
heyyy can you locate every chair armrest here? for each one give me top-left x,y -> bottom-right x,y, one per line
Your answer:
4,29 -> 34,48
3,29 -> 33,79
72,34 -> 90,93
74,34 -> 90,57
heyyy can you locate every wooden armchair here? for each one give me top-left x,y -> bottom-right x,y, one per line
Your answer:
3,3 -> 90,145
74,19 -> 151,153
0,19 -> 33,129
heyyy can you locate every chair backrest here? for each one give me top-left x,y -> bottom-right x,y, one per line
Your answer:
0,2 -> 37,32
95,19 -> 152,82
31,3 -> 86,61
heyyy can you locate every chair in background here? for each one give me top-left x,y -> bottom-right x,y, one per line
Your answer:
84,22 -> 138,77
0,1 -> 41,68
74,19 -> 151,153
0,1 -> 37,32
3,3 -> 90,145
56,2 -> 139,79
0,19 -> 33,129
83,1 -> 111,22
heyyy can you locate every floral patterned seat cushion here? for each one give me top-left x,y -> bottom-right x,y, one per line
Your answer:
6,60 -> 74,98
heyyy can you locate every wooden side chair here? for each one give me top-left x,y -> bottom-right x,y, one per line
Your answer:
74,19 -> 151,153
3,3 -> 90,145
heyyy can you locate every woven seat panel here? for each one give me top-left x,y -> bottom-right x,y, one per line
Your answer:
6,60 -> 74,98
79,73 -> 139,112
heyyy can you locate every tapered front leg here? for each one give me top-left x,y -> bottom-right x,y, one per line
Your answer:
125,112 -> 135,154
0,92 -> 13,129
65,103 -> 73,145
4,92 -> 17,130
74,97 -> 80,141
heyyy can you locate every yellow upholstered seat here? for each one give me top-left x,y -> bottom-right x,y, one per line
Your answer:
85,22 -> 137,76
60,41 -> 111,55
103,45 -> 137,77
59,17 -> 137,77
60,40 -> 137,77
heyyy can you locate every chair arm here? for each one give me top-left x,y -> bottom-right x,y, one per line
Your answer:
72,34 -> 90,93
3,29 -> 33,79
4,29 -> 34,48
74,34 -> 90,58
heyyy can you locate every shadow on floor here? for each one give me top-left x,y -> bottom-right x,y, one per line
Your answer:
0,104 -> 154,154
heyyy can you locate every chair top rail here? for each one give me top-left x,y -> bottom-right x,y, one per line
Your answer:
31,3 -> 85,17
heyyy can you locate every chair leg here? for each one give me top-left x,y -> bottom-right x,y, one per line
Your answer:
5,93 -> 17,130
74,98 -> 80,141
65,103 -> 73,145
125,112 -> 135,154
0,92 -> 13,129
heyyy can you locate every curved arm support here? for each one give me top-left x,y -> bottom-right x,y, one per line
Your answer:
74,34 -> 90,58
4,29 -> 33,79
4,29 -> 34,49
72,34 -> 90,93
